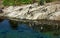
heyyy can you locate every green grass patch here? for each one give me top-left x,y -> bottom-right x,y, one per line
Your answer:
2,0 -> 32,6
2,0 -> 56,6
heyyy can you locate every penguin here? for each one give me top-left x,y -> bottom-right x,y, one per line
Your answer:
0,7 -> 4,13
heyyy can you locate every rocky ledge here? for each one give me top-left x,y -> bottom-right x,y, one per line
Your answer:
2,3 -> 60,21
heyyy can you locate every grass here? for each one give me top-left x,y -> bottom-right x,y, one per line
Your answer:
2,0 -> 56,6
2,0 -> 32,6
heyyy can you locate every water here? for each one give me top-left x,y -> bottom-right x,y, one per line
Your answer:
0,19 -> 60,38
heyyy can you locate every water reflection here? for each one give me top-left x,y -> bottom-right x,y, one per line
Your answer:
32,24 -> 60,32
0,19 -> 48,38
9,20 -> 31,30
0,19 -> 60,38
9,20 -> 60,38
9,20 -> 18,30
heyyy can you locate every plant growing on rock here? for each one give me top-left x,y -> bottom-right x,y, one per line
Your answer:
45,0 -> 54,3
38,0 -> 45,5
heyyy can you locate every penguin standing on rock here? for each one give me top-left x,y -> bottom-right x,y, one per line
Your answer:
0,7 -> 4,13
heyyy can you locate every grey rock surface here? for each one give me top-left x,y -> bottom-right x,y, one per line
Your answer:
2,3 -> 60,20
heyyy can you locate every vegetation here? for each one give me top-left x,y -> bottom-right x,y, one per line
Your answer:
38,0 -> 45,5
45,0 -> 54,3
2,0 -> 56,6
2,0 -> 32,6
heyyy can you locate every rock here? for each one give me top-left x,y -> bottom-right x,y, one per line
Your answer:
2,3 -> 60,20
49,11 -> 60,20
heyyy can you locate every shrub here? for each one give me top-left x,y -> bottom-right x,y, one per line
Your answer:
38,0 -> 45,5
45,0 -> 54,3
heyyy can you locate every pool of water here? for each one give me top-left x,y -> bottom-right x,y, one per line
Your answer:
0,19 -> 60,38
